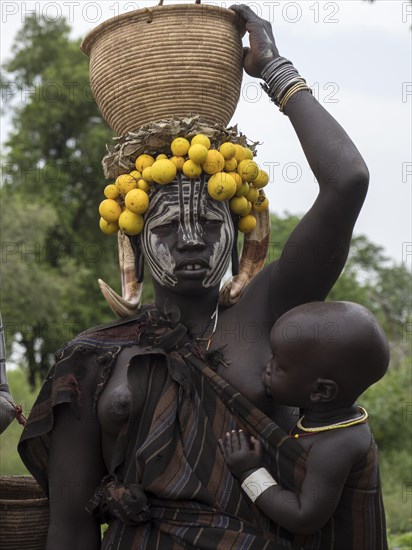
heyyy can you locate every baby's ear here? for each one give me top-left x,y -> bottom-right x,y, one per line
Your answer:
310,378 -> 338,403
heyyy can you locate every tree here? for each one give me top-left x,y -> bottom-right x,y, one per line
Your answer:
1,15 -> 121,386
1,194 -> 76,385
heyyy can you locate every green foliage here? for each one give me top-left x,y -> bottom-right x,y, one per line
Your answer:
387,530 -> 412,549
329,236 -> 411,343
1,15 -> 122,386
380,448 -> 412,536
359,362 -> 412,535
0,368 -> 39,475
361,363 -> 412,450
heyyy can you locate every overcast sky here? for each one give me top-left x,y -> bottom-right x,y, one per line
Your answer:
1,0 -> 411,266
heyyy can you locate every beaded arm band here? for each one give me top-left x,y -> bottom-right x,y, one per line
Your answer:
261,57 -> 312,112
241,467 -> 278,502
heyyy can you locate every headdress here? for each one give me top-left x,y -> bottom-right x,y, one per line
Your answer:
81,3 -> 270,317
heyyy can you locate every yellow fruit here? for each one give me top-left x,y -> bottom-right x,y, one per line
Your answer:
116,174 -> 138,195
253,169 -> 270,189
125,189 -> 149,214
137,179 -> 151,192
129,170 -> 142,180
224,157 -> 238,172
227,172 -> 243,191
135,154 -> 155,173
238,160 -> 259,182
207,172 -> 237,201
104,184 -> 120,200
238,214 -> 257,234
245,185 -> 259,204
202,150 -> 225,175
188,144 -> 208,164
235,181 -> 250,197
99,199 -> 122,222
229,196 -> 250,216
243,147 -> 254,160
99,217 -> 119,235
253,195 -> 269,212
156,154 -> 168,161
219,142 -> 236,160
151,159 -> 177,185
142,166 -> 154,183
234,144 -> 247,163
170,156 -> 185,171
118,210 -> 144,235
171,137 -> 190,157
183,159 -> 203,179
191,134 -> 211,149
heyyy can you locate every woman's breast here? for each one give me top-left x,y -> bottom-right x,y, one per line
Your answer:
98,383 -> 131,436
97,346 -> 144,465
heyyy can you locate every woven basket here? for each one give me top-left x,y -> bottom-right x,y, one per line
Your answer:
0,475 -> 49,550
81,1 -> 245,135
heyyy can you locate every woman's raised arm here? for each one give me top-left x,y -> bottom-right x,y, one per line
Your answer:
232,4 -> 368,312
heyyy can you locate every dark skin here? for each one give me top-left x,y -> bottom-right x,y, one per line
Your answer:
219,302 -> 389,536
220,426 -> 371,536
46,6 -> 369,549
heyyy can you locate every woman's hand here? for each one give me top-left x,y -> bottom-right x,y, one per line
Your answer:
219,429 -> 263,480
230,4 -> 279,78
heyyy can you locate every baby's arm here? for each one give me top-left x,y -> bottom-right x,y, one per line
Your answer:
219,430 -> 354,536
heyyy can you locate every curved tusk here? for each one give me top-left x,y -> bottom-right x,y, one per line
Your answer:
99,231 -> 142,317
219,205 -> 270,306
98,279 -> 141,318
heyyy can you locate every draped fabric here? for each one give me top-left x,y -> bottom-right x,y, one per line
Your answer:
292,435 -> 388,550
19,307 -> 304,549
18,306 -> 387,549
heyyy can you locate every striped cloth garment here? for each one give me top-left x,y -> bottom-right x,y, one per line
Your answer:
18,307 -> 387,549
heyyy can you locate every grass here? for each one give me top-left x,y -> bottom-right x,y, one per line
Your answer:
0,368 -> 39,475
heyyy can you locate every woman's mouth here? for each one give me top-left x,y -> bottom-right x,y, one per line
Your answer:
175,260 -> 209,279
181,263 -> 204,271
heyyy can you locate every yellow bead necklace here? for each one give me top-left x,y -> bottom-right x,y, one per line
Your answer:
291,406 -> 369,438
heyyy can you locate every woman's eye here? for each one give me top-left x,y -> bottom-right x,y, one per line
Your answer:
202,218 -> 222,226
152,224 -> 174,235
154,221 -> 178,230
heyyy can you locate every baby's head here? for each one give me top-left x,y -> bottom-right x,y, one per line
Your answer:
263,302 -> 389,410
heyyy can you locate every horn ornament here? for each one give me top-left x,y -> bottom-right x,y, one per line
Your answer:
98,231 -> 141,317
219,208 -> 270,306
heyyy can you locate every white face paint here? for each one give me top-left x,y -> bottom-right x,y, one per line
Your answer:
141,173 -> 234,290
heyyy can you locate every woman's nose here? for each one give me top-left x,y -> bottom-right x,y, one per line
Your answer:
176,225 -> 206,251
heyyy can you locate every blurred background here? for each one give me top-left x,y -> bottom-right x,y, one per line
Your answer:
1,1 -> 411,546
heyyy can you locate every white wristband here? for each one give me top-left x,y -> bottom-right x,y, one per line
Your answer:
241,467 -> 278,503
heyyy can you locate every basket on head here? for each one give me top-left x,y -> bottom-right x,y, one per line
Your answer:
0,475 -> 49,550
81,2 -> 245,135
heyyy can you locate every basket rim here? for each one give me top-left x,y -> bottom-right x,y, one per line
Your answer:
81,3 -> 244,56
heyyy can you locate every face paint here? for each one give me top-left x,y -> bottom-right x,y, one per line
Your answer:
141,173 -> 234,289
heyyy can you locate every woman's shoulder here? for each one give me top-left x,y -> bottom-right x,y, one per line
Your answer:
56,307 -> 153,359
226,261 -> 279,320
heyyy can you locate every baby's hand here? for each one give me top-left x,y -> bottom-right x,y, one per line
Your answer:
219,430 -> 263,479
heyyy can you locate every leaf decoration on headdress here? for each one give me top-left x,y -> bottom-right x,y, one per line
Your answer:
102,115 -> 260,179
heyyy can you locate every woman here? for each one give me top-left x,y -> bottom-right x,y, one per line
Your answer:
19,5 -> 370,549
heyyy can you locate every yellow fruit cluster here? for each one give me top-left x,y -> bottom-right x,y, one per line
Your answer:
99,134 -> 270,236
